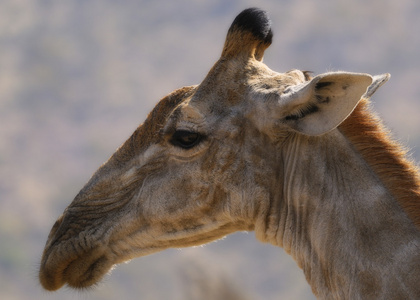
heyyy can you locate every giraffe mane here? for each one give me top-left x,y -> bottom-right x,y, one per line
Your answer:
339,98 -> 420,228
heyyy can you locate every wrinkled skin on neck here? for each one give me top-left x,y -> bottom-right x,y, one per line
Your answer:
39,8 -> 420,299
260,131 -> 420,299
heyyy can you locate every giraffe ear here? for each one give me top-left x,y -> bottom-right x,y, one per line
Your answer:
280,72 -> 390,136
222,8 -> 273,61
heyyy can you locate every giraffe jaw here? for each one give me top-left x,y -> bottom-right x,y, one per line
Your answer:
39,223 -> 239,290
39,242 -> 111,291
39,243 -> 157,291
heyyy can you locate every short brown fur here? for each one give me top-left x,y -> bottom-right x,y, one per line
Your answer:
339,99 -> 420,228
39,8 -> 420,298
109,86 -> 196,165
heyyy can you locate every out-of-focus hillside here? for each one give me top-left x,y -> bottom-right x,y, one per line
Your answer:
1,1 -> 419,299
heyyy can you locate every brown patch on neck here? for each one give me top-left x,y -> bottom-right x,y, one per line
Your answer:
339,99 -> 420,229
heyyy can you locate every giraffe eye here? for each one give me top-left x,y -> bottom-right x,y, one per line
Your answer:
170,130 -> 203,149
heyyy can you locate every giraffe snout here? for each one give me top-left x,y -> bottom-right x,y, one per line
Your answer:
47,214 -> 64,241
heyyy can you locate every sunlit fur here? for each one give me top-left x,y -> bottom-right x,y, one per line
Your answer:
39,8 -> 420,299
339,99 -> 420,227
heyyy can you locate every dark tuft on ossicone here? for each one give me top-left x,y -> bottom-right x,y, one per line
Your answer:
229,8 -> 272,44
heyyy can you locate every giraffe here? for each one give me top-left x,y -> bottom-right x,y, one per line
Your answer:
39,8 -> 420,299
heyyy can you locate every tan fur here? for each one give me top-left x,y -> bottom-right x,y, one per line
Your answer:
339,99 -> 420,228
112,86 -> 197,164
39,8 -> 420,299
222,30 -> 271,61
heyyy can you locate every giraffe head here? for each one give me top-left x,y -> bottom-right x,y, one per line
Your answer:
39,8 -> 389,291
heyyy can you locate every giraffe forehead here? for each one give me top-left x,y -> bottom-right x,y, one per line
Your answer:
180,102 -> 205,120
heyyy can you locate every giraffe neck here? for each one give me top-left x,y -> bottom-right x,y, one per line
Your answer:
257,129 -> 420,299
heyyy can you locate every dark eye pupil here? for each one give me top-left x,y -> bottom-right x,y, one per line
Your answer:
170,130 -> 202,149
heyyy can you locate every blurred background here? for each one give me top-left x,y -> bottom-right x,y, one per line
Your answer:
1,0 -> 419,299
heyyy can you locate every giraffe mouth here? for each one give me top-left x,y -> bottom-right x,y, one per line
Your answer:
39,242 -> 116,291
39,233 -> 166,291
